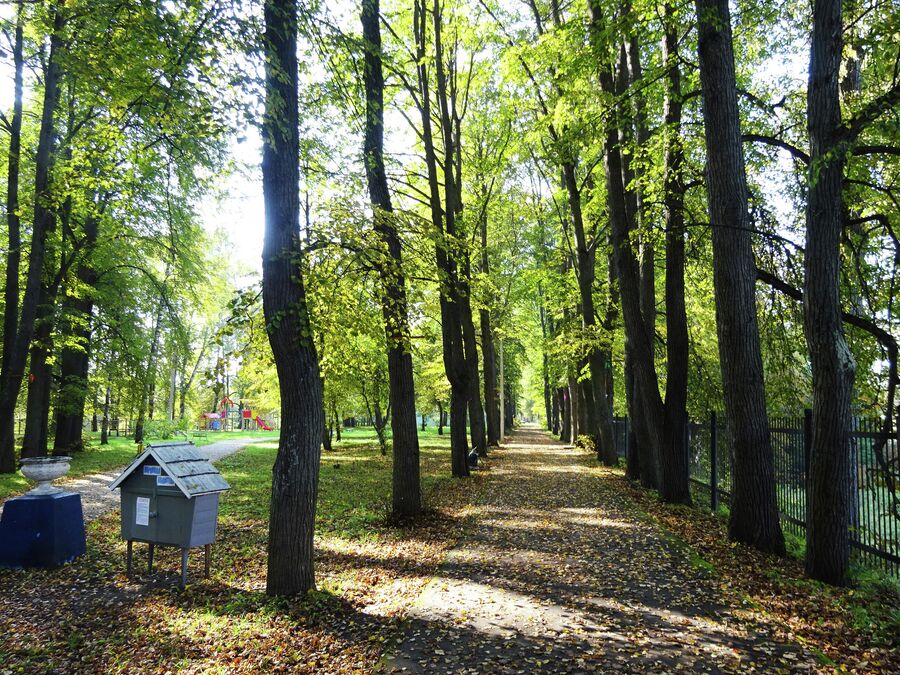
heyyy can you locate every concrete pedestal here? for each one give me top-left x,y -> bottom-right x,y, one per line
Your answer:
0,491 -> 86,568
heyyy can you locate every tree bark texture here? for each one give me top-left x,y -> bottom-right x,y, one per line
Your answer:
134,305 -> 164,444
263,0 -> 325,595
20,287 -> 55,459
481,215 -> 500,447
431,0 -> 485,460
101,384 -> 110,445
415,0 -> 468,476
556,387 -> 567,442
0,5 -> 64,473
590,2 -> 666,491
659,8 -> 692,504
695,0 -> 785,553
562,162 -> 615,461
460,272 -> 487,456
362,0 -> 422,516
2,0 -> 24,392
804,0 -> 855,585
53,215 -> 100,454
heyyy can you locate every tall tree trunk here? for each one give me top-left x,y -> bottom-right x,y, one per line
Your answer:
804,0 -> 854,585
568,375 -> 579,444
660,7 -> 692,504
551,388 -> 560,435
437,400 -> 444,435
480,217 -> 500,447
538,300 -> 552,432
0,5 -> 64,473
321,380 -> 332,451
147,323 -> 160,421
167,363 -> 176,420
559,386 -> 572,443
623,352 -> 641,480
481,306 -> 500,446
577,373 -> 590,439
590,2 -> 666,489
433,0 -> 485,460
542,352 -> 552,431
460,269 -> 487,456
332,400 -> 341,441
262,0 -> 325,595
624,342 -> 656,487
622,36 -> 668,488
91,391 -> 98,433
1,0 -> 24,391
415,0 -> 468,476
53,214 -> 100,454
618,34 -> 663,482
562,162 -> 615,461
695,0 -> 785,553
134,306 -> 164,443
558,387 -> 570,442
179,339 -> 208,419
362,0 -> 422,516
21,288 -> 55,459
101,383 -> 110,445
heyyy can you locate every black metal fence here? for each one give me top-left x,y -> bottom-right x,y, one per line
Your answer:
612,412 -> 900,577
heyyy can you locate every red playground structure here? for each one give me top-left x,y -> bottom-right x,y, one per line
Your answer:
198,396 -> 275,432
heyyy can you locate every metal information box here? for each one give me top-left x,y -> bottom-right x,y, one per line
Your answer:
109,442 -> 230,587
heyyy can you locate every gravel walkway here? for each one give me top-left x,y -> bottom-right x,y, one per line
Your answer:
384,427 -> 814,673
3,436 -> 271,522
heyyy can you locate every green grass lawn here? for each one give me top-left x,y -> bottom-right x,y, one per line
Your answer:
0,429 -> 282,501
0,426 -> 478,673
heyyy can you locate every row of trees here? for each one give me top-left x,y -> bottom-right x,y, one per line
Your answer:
258,0 -> 898,593
0,1 -> 252,475
2,0 -> 895,595
508,0 -> 897,586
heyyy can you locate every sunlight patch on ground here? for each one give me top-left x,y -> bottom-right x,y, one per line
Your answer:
557,508 -> 636,530
409,577 -> 572,638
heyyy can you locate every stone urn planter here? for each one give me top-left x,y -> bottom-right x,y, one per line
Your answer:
20,456 -> 72,496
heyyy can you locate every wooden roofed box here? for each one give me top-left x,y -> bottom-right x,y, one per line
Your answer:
109,442 -> 230,586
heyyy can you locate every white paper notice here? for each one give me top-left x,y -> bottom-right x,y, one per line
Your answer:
135,497 -> 150,526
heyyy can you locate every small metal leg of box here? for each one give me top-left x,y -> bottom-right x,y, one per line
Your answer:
126,540 -> 133,578
204,544 -> 211,579
148,542 -> 154,573
180,548 -> 189,588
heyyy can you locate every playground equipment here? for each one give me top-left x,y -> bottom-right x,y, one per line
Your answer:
197,395 -> 275,432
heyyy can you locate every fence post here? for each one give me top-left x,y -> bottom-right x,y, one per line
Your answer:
803,408 -> 812,527
710,410 -> 718,511
803,408 -> 812,477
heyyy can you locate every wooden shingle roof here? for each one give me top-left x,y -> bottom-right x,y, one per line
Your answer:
109,442 -> 231,498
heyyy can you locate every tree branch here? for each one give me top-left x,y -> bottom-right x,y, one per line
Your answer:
742,133 -> 810,164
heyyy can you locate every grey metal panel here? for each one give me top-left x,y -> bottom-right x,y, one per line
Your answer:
189,494 -> 220,547
165,459 -> 219,478
154,445 -> 206,463
155,495 -> 195,546
180,473 -> 230,495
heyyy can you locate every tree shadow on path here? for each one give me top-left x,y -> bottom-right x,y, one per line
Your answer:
382,427 -> 814,673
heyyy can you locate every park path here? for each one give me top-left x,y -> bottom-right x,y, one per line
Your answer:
384,427 -> 813,673
1,435 -> 271,522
